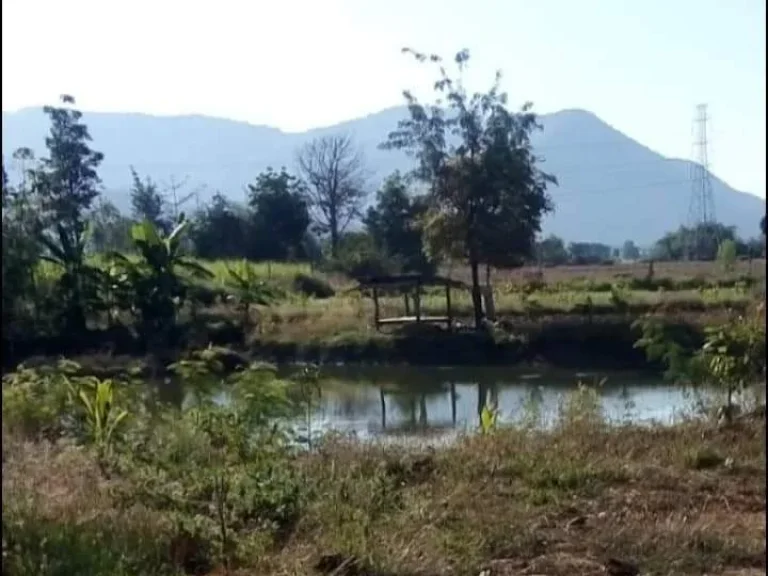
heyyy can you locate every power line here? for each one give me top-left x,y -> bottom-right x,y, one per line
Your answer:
686,104 -> 717,258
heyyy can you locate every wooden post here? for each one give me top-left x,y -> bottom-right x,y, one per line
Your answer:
415,279 -> 422,323
403,291 -> 411,316
380,387 -> 386,430
445,283 -> 453,331
373,287 -> 380,330
450,382 -> 457,426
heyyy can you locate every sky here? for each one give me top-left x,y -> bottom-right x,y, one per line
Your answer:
2,0 -> 765,198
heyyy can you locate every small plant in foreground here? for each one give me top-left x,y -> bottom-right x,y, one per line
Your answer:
68,376 -> 129,455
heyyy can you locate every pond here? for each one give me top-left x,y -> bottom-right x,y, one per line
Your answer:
200,365 -> 735,445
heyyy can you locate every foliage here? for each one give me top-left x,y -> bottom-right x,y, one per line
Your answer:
716,239 -> 737,272
2,160 -> 40,334
189,192 -> 250,260
115,362 -> 304,569
296,135 -> 369,258
292,272 -> 335,299
621,240 -> 641,261
28,95 -> 105,335
129,166 -> 169,234
568,242 -> 613,265
68,376 -> 129,454
536,234 -> 569,266
110,218 -> 213,345
364,172 -> 436,275
225,259 -> 279,326
381,47 -> 555,328
247,167 -> 311,261
329,231 -> 397,280
694,304 -> 766,411
652,222 -> 737,261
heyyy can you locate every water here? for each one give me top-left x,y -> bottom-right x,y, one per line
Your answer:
200,366 -> 732,445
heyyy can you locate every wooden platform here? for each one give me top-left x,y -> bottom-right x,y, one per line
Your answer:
377,315 -> 451,326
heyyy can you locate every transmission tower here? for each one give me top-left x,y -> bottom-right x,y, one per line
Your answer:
686,103 -> 717,260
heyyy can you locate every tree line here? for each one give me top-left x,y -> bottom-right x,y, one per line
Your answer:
3,48 -> 765,339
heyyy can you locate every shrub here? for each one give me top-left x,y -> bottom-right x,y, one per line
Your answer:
293,273 -> 335,299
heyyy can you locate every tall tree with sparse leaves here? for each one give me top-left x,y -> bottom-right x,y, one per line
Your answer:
381,48 -> 556,328
30,95 -> 104,334
296,134 -> 369,258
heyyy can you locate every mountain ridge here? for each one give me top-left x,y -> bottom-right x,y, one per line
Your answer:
2,105 -> 764,246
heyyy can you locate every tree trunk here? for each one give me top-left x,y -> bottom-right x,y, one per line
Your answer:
329,212 -> 339,259
469,257 -> 483,330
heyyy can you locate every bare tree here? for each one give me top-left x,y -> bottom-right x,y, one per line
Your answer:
296,134 -> 368,257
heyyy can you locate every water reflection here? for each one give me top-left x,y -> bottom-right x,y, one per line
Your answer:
273,366 -> 721,442
178,365 -> 753,444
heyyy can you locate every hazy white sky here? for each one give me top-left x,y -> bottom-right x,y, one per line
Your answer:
2,0 -> 765,197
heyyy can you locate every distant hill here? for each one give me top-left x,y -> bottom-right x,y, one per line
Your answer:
2,106 -> 764,246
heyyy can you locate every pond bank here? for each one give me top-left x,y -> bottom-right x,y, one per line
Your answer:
2,316 -> 704,372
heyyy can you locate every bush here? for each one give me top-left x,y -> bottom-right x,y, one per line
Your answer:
293,273 -> 335,299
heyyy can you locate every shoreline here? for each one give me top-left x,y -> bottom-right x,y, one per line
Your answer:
3,315 -> 704,373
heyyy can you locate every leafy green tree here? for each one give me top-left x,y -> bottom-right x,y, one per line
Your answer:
190,193 -> 250,259
364,171 -> 435,275
296,134 -> 369,258
2,162 -> 40,334
382,48 -> 555,328
129,167 -> 169,233
621,240 -> 641,261
30,95 -> 104,334
536,235 -> 569,266
568,242 -> 612,264
248,167 -> 311,260
652,223 -> 737,261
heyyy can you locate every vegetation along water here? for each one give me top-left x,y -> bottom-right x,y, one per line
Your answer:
2,48 -> 765,575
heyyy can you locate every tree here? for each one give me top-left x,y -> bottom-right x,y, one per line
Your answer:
761,215 -> 766,236
30,95 -> 104,334
652,223 -> 737,261
381,48 -> 555,328
189,193 -> 250,260
536,235 -> 569,266
364,171 -> 435,274
621,240 -> 640,261
2,161 -> 40,334
296,134 -> 368,258
248,167 -> 311,261
130,167 -> 169,233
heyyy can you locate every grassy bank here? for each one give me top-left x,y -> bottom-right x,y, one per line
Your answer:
4,410 -> 765,575
5,315 -> 708,373
7,256 -> 761,371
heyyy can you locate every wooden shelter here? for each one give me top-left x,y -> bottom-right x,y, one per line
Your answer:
353,274 -> 467,331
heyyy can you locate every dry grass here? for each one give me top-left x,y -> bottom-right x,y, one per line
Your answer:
4,418 -> 765,576
456,259 -> 767,286
248,287 -> 747,345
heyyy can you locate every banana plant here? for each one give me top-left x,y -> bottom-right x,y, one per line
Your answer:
38,221 -> 102,334
109,216 -> 213,343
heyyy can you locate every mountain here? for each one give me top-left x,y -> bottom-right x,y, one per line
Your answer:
2,106 -> 764,246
